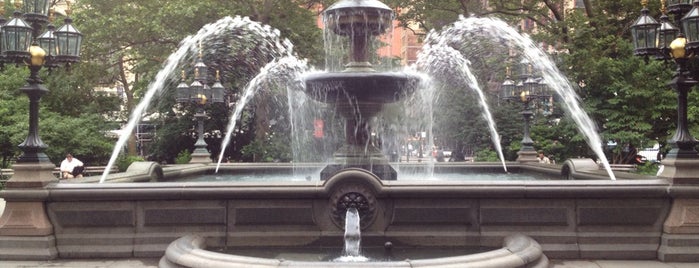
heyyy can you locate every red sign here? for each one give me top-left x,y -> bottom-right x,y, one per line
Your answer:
313,119 -> 324,138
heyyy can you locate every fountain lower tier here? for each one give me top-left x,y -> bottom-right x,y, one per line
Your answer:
304,71 -> 420,180
2,161 -> 698,263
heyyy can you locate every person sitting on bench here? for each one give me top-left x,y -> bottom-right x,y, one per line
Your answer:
60,153 -> 84,179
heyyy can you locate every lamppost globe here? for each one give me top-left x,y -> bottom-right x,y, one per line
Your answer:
28,43 -> 46,66
198,94 -> 208,105
670,36 -> 688,58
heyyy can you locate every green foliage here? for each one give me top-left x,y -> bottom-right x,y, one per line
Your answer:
175,150 -> 192,164
241,132 -> 292,163
634,161 -> 660,176
474,148 -> 499,162
71,0 -> 324,162
116,155 -> 144,172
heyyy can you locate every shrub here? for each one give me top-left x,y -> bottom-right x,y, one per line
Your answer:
175,150 -> 191,164
116,155 -> 144,172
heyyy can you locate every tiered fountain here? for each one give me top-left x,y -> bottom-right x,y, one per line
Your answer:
303,0 -> 419,181
1,0 -> 698,266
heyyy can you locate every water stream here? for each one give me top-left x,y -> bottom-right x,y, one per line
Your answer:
417,45 -> 508,172
103,15 -> 617,182
215,56 -> 309,172
426,16 -> 616,180
335,207 -> 368,262
100,16 -> 294,182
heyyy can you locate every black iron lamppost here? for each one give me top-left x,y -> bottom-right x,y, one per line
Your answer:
0,1 -> 82,258
1,0 -> 82,186
631,0 -> 699,182
501,60 -> 550,163
176,46 -> 225,163
631,2 -> 699,262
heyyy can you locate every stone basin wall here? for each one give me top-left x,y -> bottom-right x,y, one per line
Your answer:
32,162 -> 685,261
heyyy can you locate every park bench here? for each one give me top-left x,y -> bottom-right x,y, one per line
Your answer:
0,166 -> 119,185
603,164 -> 637,172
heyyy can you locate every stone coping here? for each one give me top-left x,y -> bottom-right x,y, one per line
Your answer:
32,178 -> 674,202
4,160 -> 685,202
158,234 -> 548,268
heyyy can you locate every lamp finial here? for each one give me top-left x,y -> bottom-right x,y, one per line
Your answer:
65,0 -> 72,17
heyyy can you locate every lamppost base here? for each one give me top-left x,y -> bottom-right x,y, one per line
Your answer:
189,151 -> 211,164
0,234 -> 57,260
4,162 -> 58,188
516,149 -> 538,163
657,156 -> 699,184
659,198 -> 699,262
0,189 -> 57,260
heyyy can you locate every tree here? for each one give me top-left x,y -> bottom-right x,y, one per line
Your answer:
378,0 -> 696,163
73,0 -> 324,162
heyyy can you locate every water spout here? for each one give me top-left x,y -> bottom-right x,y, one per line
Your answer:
335,207 -> 369,262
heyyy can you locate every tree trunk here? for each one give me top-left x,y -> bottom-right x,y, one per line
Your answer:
118,57 -> 138,156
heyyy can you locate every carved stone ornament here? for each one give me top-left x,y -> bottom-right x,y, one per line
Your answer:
330,183 -> 377,230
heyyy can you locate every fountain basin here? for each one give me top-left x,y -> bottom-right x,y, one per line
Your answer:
21,162 -> 679,261
158,234 -> 548,268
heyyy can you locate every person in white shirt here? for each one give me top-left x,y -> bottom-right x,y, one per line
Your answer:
537,151 -> 551,164
60,153 -> 84,179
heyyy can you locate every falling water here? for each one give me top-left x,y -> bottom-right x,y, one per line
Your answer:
426,16 -> 616,180
334,207 -> 369,262
100,16 -> 295,183
417,45 -> 508,172
215,56 -> 310,172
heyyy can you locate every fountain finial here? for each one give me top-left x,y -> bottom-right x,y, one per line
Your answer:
323,0 -> 394,71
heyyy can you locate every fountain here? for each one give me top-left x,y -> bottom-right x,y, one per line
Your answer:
1,0 -> 698,265
303,0 -> 420,181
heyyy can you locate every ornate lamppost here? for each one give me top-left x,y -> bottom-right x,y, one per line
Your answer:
501,60 -> 550,163
631,0 -> 699,262
631,0 -> 699,181
1,1 -> 82,187
176,46 -> 225,163
0,0 -> 82,260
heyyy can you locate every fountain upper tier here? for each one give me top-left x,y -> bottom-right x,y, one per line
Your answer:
323,0 -> 395,69
324,0 -> 393,37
